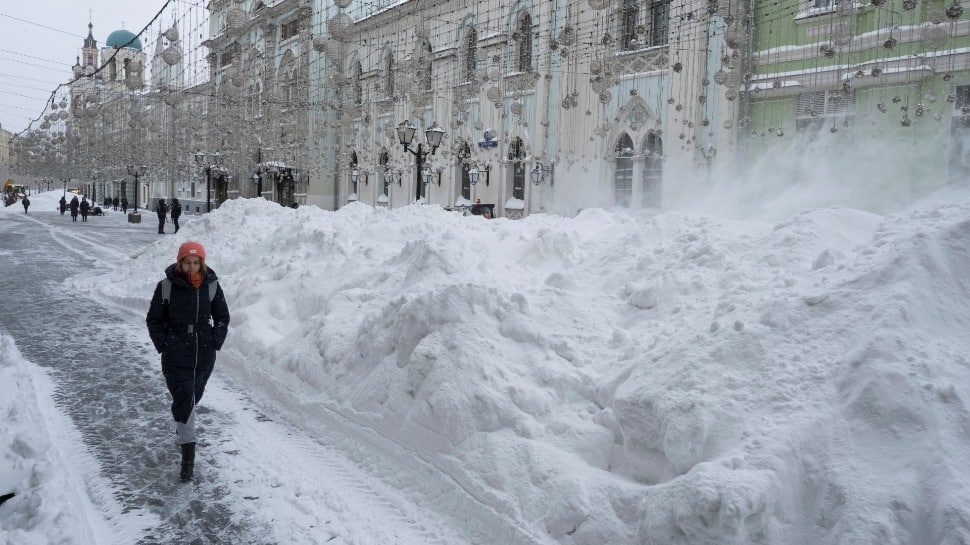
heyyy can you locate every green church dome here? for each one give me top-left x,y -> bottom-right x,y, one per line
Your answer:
105,29 -> 142,51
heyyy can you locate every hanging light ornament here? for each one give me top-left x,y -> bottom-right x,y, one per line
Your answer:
227,8 -> 248,30
163,26 -> 180,42
162,45 -> 183,66
126,74 -> 144,90
313,35 -> 328,52
328,13 -> 353,41
946,2 -> 964,18
334,0 -> 352,8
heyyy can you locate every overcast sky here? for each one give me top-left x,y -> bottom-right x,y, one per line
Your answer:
0,1 -> 175,135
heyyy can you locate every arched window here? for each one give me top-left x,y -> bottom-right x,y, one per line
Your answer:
423,40 -> 433,91
614,133 -> 634,207
457,140 -> 472,199
350,151 -> 359,195
464,27 -> 478,83
379,149 -> 390,196
384,53 -> 395,99
508,137 -> 526,200
354,61 -> 363,106
248,81 -> 262,119
620,0 -> 641,51
642,132 -> 663,207
279,50 -> 297,110
515,12 -> 533,72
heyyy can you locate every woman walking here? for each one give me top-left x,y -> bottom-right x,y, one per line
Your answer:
146,241 -> 230,481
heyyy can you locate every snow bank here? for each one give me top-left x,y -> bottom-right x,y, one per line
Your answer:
97,195 -> 970,544
0,333 -> 143,545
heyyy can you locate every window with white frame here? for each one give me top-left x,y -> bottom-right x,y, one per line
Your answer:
422,39 -> 433,91
508,137 -> 526,199
464,27 -> 478,83
795,89 -> 855,133
385,53 -> 395,99
620,0 -> 641,51
514,11 -> 533,72
614,133 -> 634,207
642,131 -> 663,207
353,61 -> 363,106
650,0 -> 670,46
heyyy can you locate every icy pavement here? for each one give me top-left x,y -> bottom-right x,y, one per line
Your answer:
0,204 -> 484,545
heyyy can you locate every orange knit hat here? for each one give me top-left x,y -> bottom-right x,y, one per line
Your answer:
177,241 -> 206,262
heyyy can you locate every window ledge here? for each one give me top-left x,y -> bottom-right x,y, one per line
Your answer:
794,2 -> 863,23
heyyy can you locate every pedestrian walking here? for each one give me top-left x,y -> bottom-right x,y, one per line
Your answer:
170,198 -> 182,233
156,199 -> 168,234
79,198 -> 90,222
59,196 -> 67,215
21,196 -> 30,213
145,241 -> 230,482
113,197 -> 119,211
69,195 -> 80,222
121,197 -> 128,214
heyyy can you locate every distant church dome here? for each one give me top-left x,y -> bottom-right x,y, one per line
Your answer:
105,29 -> 142,51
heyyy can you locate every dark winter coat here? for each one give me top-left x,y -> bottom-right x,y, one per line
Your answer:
156,201 -> 168,219
170,200 -> 182,219
69,197 -> 79,212
146,264 -> 230,377
80,200 -> 90,215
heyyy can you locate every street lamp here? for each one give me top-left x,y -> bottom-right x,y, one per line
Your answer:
396,121 -> 445,202
468,164 -> 491,186
126,164 -> 147,212
531,162 -> 553,186
194,150 -> 222,212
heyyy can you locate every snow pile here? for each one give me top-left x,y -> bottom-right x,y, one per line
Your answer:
0,333 -> 137,545
84,193 -> 970,544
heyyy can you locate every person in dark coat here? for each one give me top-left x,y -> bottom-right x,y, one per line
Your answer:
145,241 -> 230,482
170,198 -> 182,233
156,199 -> 168,234
121,197 -> 128,214
69,195 -> 80,222
59,195 -> 67,215
113,196 -> 119,211
79,198 -> 90,222
21,196 -> 30,213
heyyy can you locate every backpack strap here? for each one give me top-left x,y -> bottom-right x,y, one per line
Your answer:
161,278 -> 172,304
161,278 -> 217,304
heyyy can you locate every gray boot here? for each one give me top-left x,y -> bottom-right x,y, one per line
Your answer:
179,442 -> 196,482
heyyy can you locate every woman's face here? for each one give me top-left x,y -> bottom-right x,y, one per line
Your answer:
181,257 -> 202,273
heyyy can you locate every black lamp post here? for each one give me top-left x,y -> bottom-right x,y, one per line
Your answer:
253,172 -> 262,198
194,150 -> 222,212
126,164 -> 147,212
396,121 -> 445,202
